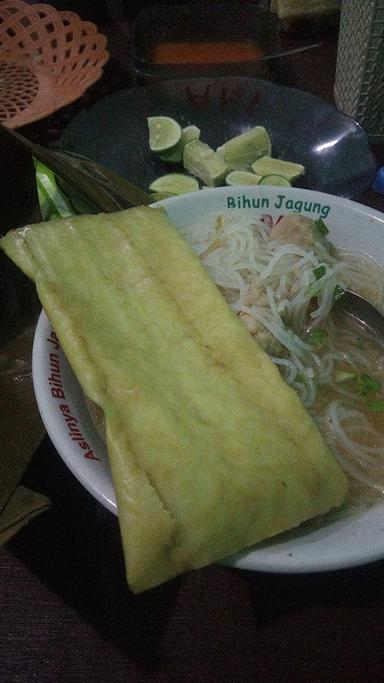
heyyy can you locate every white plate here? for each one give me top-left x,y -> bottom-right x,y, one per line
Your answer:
32,186 -> 384,573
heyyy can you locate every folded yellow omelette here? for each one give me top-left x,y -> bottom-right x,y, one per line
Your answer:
0,206 -> 348,592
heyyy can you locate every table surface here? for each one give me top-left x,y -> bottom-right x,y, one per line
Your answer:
2,17 -> 384,683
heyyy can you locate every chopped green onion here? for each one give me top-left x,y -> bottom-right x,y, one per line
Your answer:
313,264 -> 326,280
295,373 -> 307,384
34,159 -> 74,220
333,284 -> 345,302
315,218 -> 329,236
308,266 -> 327,297
367,399 -> 384,413
335,370 -> 357,383
357,373 -> 381,396
307,328 -> 328,347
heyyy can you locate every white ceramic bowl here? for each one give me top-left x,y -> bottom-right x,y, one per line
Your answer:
32,186 -> 384,573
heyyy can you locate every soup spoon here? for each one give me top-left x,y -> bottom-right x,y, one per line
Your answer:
331,290 -> 384,345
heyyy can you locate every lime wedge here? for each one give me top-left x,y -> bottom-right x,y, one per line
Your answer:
225,171 -> 262,186
157,125 -> 201,163
181,125 -> 201,144
147,116 -> 182,152
149,191 -> 176,202
251,156 -> 305,182
149,173 -> 199,195
258,174 -> 292,187
217,126 -> 272,171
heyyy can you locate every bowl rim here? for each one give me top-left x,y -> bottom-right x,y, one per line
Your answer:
32,310 -> 117,514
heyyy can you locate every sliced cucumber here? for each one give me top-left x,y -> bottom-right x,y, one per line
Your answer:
217,126 -> 271,171
147,116 -> 182,152
225,171 -> 262,186
183,140 -> 229,187
258,174 -> 292,187
158,125 -> 201,163
251,156 -> 305,182
149,173 -> 199,195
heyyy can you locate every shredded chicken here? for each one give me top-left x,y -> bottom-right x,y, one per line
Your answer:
238,311 -> 282,355
242,273 -> 269,308
269,214 -> 316,248
238,274 -> 283,355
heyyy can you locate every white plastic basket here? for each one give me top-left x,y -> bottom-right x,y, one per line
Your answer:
334,0 -> 384,142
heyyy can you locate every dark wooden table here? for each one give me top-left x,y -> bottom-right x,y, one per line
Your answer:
2,19 -> 384,683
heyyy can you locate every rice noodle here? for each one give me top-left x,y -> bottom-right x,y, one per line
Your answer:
181,210 -> 384,500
